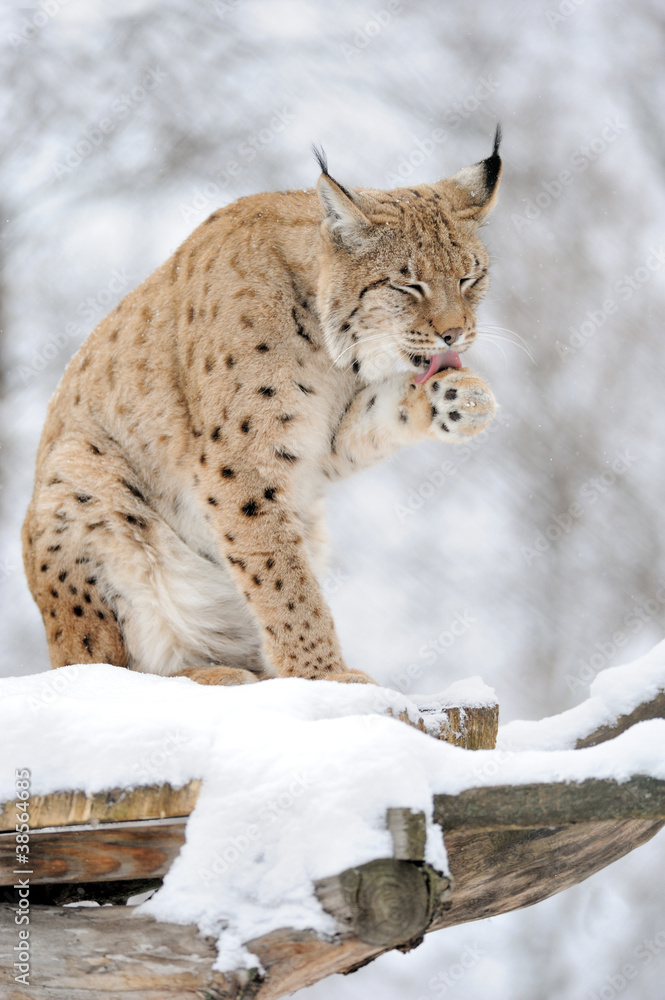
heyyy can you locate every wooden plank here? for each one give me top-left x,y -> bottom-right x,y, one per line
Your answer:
5,774 -> 663,889
1,817 -> 661,999
433,818 -> 664,932
0,812 -> 432,891
391,702 -> 499,749
255,818 -> 665,996
437,704 -> 499,750
434,775 -> 665,831
0,903 -> 371,1000
0,672 -> 659,836
2,991 -> 202,1000
0,905 -> 242,999
0,819 -> 185,886
386,808 -> 426,860
0,781 -> 200,833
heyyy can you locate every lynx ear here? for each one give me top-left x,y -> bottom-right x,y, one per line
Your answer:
440,125 -> 502,222
313,145 -> 372,250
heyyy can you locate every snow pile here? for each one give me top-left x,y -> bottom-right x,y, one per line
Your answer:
2,649 -> 665,971
417,675 -> 498,709
500,639 -> 665,751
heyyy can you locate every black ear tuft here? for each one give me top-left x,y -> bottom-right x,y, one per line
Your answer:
493,123 -> 502,157
311,144 -> 355,201
484,123 -> 502,191
312,143 -> 329,176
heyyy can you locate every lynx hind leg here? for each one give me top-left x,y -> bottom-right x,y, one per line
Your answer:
23,438 -> 267,678
22,498 -> 129,670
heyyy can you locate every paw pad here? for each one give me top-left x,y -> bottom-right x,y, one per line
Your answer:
423,368 -> 496,440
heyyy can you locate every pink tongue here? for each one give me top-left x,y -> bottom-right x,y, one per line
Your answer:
414,350 -> 462,385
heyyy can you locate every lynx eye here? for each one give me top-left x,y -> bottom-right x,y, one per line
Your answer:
460,275 -> 481,292
390,281 -> 428,300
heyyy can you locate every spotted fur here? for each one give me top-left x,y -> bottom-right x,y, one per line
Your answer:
22,132 -> 501,686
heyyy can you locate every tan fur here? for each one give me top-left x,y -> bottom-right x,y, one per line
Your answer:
176,666 -> 259,686
22,138 -> 501,686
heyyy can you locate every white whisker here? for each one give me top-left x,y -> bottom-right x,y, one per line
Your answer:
479,324 -> 533,353
479,330 -> 536,365
474,337 -> 508,363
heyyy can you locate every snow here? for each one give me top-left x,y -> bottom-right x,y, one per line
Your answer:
2,645 -> 664,972
417,675 -> 498,710
500,639 -> 665,751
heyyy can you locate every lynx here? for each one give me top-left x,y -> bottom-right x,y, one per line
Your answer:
22,130 -> 501,686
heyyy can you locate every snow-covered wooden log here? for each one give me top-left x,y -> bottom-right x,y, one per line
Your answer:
1,647 -> 665,998
0,793 -> 662,999
0,685 -> 498,840
2,774 -> 665,896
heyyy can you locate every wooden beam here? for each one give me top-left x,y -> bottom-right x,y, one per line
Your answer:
2,817 -> 661,999
0,849 -> 448,999
0,818 -> 185,886
392,703 -> 499,749
0,811 -> 433,892
5,774 -> 663,890
433,818 -> 664,932
437,704 -> 499,750
386,807 -> 427,860
434,775 -> 665,831
315,858 -> 449,948
0,904 -> 240,1000
0,781 -> 200,834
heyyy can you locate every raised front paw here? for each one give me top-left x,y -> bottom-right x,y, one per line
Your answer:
424,368 -> 496,441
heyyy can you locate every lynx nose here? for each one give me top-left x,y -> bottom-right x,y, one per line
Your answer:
440,327 -> 464,346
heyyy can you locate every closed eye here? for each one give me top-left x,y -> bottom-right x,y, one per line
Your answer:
390,281 -> 429,300
460,274 -> 484,292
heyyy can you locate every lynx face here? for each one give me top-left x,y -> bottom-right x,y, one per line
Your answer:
315,131 -> 501,384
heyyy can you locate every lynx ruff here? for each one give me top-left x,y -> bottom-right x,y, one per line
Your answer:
22,131 -> 502,687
